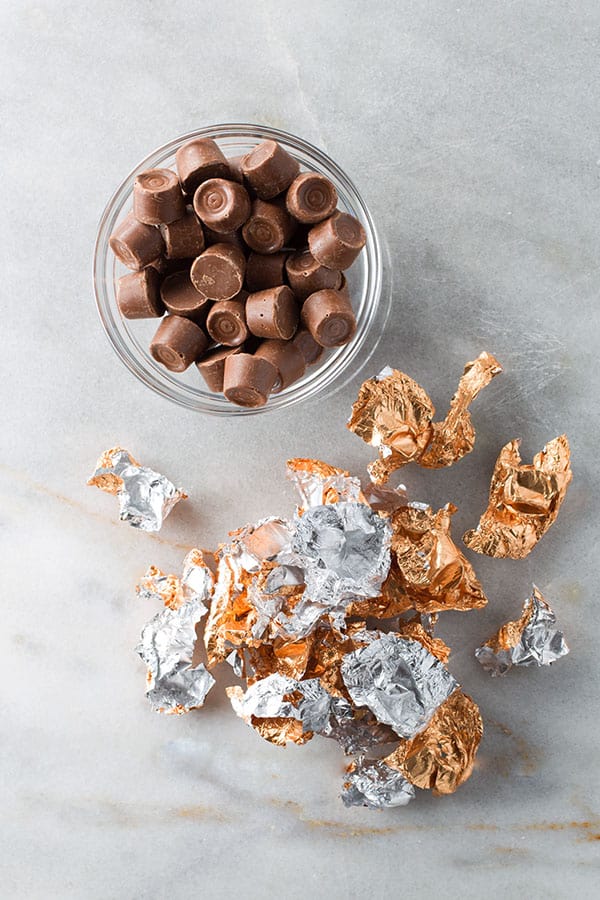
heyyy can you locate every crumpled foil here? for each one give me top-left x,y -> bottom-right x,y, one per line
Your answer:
384,689 -> 483,795
463,435 -> 572,558
341,758 -> 415,808
475,585 -> 569,676
88,446 -> 186,532
135,551 -> 214,713
286,458 -> 363,510
347,353 -> 501,483
341,633 -> 457,738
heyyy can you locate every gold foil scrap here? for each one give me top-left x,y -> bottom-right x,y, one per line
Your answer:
384,689 -> 483,795
286,457 -> 365,510
87,446 -> 139,493
391,503 -> 487,613
420,352 -> 502,468
396,617 -> 451,664
463,435 -> 572,558
204,554 -> 259,667
137,565 -> 184,610
250,716 -> 313,746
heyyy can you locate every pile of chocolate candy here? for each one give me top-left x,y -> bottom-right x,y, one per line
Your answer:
109,137 -> 366,408
90,353 -> 572,808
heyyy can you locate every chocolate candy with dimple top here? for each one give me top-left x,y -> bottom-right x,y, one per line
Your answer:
243,200 -> 294,254
241,140 -> 300,200
206,297 -> 249,347
285,249 -> 342,300
109,213 -> 165,271
150,316 -> 209,372
223,353 -> 278,407
255,339 -> 306,392
133,168 -> 185,225
190,243 -> 246,302
301,289 -> 357,347
117,268 -> 164,319
161,207 -> 205,259
291,327 -> 325,366
245,251 -> 288,292
286,172 -> 338,224
161,270 -> 211,324
308,211 -> 366,270
246,286 -> 298,340
196,345 -> 243,392
175,138 -> 230,195
193,178 -> 251,234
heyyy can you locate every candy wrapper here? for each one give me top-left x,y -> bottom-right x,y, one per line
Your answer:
88,446 -> 186,532
341,758 -> 415,809
463,435 -> 572,558
347,352 -> 502,484
475,585 -> 569,676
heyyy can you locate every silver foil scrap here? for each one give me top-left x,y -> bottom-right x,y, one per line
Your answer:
286,462 -> 362,509
341,758 -> 415,809
136,596 -> 214,714
341,634 -> 457,738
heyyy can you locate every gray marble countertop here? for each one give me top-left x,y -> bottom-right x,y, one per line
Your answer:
2,2 -> 599,898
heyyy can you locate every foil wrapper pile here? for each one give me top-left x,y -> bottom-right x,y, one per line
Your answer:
88,447 -> 186,532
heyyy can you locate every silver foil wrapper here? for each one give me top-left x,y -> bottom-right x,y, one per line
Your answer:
287,461 -> 362,509
89,448 -> 185,532
228,673 -> 337,733
476,586 -> 570,676
341,758 -> 416,809
341,634 -> 457,738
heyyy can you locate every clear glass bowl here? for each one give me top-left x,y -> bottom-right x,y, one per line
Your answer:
93,123 -> 390,416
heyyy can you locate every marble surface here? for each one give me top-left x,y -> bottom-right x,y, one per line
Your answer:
2,2 -> 599,897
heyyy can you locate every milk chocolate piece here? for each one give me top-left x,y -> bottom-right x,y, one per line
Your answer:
175,138 -> 230,195
203,225 -> 246,251
116,268 -> 164,319
161,207 -> 205,259
245,251 -> 288,292
301,289 -> 357,347
206,298 -> 249,347
226,155 -> 246,185
196,345 -> 243,392
242,199 -> 294,254
285,249 -> 342,300
160,270 -> 211,324
255,339 -> 306,392
193,178 -> 251,234
190,243 -> 246,301
241,140 -> 300,200
109,213 -> 165,271
150,316 -> 209,372
308,211 -> 366,270
291,327 -> 325,365
338,272 -> 350,298
246,286 -> 298,340
223,353 -> 278,407
133,168 -> 185,225
286,172 -> 338,224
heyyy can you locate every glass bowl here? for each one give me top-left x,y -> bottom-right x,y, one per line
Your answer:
93,123 -> 390,416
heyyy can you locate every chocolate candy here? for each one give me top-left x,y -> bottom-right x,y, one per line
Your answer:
286,172 -> 338,224
150,316 -> 209,372
190,243 -> 246,301
291,327 -> 325,366
206,298 -> 249,347
246,286 -> 298,340
242,200 -> 294,254
160,270 -> 211,324
175,138 -> 230,195
225,155 -> 245,185
109,213 -> 164,271
133,168 -> 185,225
245,251 -> 288,292
241,140 -> 300,200
203,225 -> 246,250
161,207 -> 205,259
193,178 -> 251,234
308,211 -> 367,270
196,345 -> 243,392
223,353 -> 278,407
255,339 -> 306,392
117,268 -> 164,319
285,249 -> 342,300
301,289 -> 357,347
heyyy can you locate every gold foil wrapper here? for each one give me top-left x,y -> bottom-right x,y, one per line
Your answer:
138,565 -> 184,610
384,689 -> 483,795
250,716 -> 313,746
463,434 -> 572,558
347,353 -> 501,484
87,446 -> 139,493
